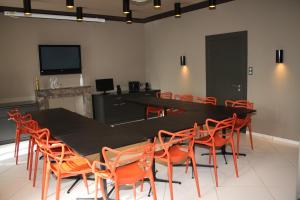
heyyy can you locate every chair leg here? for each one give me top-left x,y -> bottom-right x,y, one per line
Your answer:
26,136 -> 32,169
115,183 -> 120,200
185,159 -> 189,174
191,155 -> 201,197
212,146 -> 219,187
140,179 -> 144,192
167,162 -> 174,200
149,172 -> 157,200
94,176 -> 98,200
248,123 -> 254,150
43,165 -> 50,200
209,148 -> 212,164
99,177 -> 107,200
230,140 -> 239,177
41,154 -> 47,200
236,130 -> 240,159
33,147 -> 40,187
82,173 -> 89,194
56,175 -> 61,200
133,183 -> 136,200
28,140 -> 35,180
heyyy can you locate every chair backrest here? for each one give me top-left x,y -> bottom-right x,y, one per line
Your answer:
174,94 -> 193,102
157,124 -> 197,159
160,92 -> 173,99
102,141 -> 156,179
29,128 -> 51,149
225,100 -> 254,109
195,97 -> 217,105
7,108 -> 21,121
202,114 -> 237,144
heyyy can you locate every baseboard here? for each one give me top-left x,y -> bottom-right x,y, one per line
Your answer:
246,131 -> 299,145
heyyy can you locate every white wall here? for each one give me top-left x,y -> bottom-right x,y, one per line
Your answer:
144,0 -> 300,140
0,16 -> 145,103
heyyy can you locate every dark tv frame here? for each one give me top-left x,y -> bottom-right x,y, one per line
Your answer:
39,45 -> 82,75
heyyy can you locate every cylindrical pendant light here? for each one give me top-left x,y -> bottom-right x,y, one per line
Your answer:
209,0 -> 216,9
126,11 -> 132,24
276,50 -> 284,63
23,0 -> 32,15
123,0 -> 130,14
66,0 -> 74,9
76,7 -> 83,21
174,3 -> 181,18
154,0 -> 161,8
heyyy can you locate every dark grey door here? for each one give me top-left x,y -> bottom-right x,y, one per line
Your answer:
206,31 -> 247,105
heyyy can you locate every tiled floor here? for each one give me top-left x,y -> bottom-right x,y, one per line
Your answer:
0,134 -> 298,200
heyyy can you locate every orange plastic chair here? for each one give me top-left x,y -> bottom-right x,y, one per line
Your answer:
42,143 -> 91,200
146,92 -> 173,119
7,109 -> 35,166
225,100 -> 254,157
195,114 -> 238,187
155,124 -> 200,200
174,94 -> 194,102
92,141 -> 157,200
195,96 -> 217,105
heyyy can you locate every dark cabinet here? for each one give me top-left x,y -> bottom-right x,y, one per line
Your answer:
0,101 -> 38,144
92,90 -> 159,125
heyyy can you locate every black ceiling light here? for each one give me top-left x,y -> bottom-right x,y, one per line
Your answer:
76,7 -> 83,22
23,0 -> 32,15
154,0 -> 161,8
66,0 -> 74,9
209,0 -> 216,9
126,11 -> 132,24
174,3 -> 181,18
123,0 -> 130,14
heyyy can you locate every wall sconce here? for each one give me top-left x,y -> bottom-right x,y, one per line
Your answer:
180,56 -> 186,66
276,49 -> 284,63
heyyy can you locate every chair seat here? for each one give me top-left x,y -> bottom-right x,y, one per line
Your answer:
155,145 -> 189,163
196,134 -> 229,147
51,158 -> 91,177
115,161 -> 147,185
147,106 -> 163,112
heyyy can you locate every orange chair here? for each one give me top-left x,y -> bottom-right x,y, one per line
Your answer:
146,92 -> 173,119
225,100 -> 254,157
195,96 -> 217,105
155,124 -> 200,200
174,94 -> 194,102
92,141 -> 157,200
42,143 -> 91,200
195,115 -> 238,187
7,109 -> 36,166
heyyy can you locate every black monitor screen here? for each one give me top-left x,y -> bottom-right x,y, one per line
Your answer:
96,79 -> 114,92
39,45 -> 82,75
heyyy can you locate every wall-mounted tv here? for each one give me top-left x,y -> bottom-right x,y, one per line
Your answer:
39,45 -> 82,75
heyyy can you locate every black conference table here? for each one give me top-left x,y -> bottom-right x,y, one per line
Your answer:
30,98 -> 254,199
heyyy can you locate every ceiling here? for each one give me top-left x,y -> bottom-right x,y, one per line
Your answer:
0,0 -> 207,19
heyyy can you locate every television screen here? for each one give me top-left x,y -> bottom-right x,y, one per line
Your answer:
39,45 -> 82,75
96,79 -> 114,93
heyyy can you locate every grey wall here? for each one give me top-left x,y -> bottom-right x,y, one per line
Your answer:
144,0 -> 300,141
0,15 -> 145,103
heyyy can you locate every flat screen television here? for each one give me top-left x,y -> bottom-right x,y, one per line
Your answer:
96,78 -> 114,94
39,45 -> 82,75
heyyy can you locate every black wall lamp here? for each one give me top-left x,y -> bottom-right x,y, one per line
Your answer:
276,49 -> 284,63
66,0 -> 74,9
174,3 -> 181,18
154,0 -> 161,8
123,0 -> 130,14
180,56 -> 186,66
76,7 -> 83,21
23,0 -> 32,15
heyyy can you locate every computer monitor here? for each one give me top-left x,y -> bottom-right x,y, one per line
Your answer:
95,78 -> 114,94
